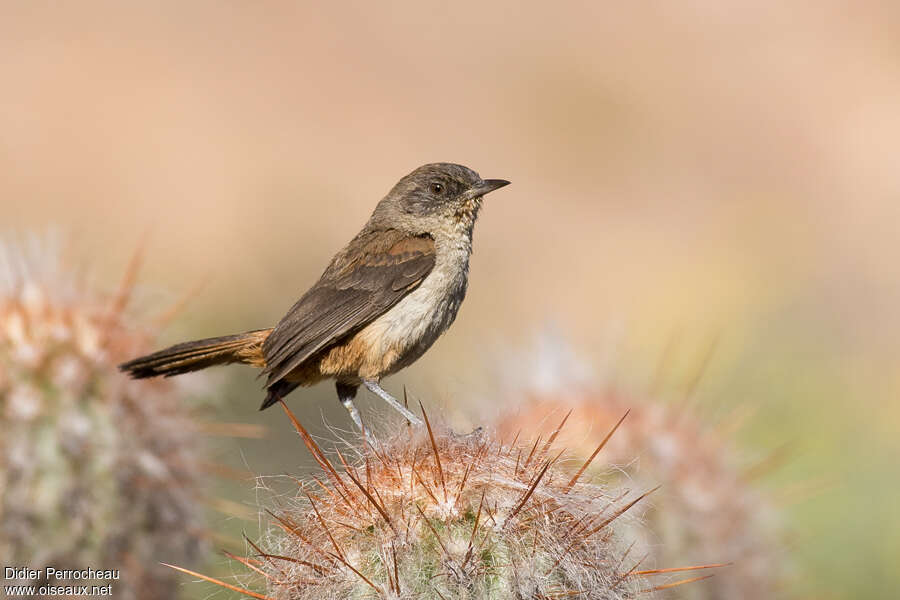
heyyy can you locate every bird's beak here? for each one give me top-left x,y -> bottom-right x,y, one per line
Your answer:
468,179 -> 511,198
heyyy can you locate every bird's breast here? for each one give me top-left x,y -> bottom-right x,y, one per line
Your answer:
352,245 -> 470,378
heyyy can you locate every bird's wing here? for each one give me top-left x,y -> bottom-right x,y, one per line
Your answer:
261,229 -> 436,386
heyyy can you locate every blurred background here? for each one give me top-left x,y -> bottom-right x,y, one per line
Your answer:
2,1 -> 898,598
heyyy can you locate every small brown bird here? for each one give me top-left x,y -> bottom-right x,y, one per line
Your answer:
120,163 -> 509,431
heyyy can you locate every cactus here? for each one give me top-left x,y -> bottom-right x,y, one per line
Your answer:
494,332 -> 788,599
0,234 -> 209,599
168,402 -> 722,599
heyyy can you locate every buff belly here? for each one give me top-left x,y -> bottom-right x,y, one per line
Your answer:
315,256 -> 468,382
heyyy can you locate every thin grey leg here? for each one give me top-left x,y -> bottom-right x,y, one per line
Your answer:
362,379 -> 423,426
336,382 -> 376,444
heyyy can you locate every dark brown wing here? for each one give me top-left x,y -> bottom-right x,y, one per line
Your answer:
261,229 -> 435,386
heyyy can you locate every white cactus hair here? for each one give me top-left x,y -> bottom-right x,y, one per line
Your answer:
168,402 -> 723,599
495,328 -> 788,600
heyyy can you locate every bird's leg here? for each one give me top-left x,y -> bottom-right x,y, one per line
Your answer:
362,379 -> 424,426
336,382 -> 375,444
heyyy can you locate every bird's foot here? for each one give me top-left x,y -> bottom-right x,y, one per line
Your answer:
449,426 -> 484,440
362,380 -> 424,426
340,397 -> 377,446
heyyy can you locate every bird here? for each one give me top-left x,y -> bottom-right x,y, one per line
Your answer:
119,163 -> 509,433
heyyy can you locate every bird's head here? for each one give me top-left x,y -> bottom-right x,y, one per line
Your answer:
371,163 -> 509,237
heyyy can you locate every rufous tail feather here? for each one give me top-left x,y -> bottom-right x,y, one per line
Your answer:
119,329 -> 271,379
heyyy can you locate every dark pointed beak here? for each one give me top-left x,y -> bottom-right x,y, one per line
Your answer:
469,179 -> 511,197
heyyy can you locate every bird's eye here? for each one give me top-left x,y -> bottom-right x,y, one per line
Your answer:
430,182 -> 444,195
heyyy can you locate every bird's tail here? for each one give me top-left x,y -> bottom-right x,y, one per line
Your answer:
119,329 -> 272,379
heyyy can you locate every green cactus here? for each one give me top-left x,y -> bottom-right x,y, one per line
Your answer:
0,234 -> 209,599
188,405 -> 719,600
495,332 -> 787,600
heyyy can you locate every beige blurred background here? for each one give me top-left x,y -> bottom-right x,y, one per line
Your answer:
2,2 -> 899,598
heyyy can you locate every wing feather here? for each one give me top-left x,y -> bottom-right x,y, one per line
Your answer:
261,230 -> 435,385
